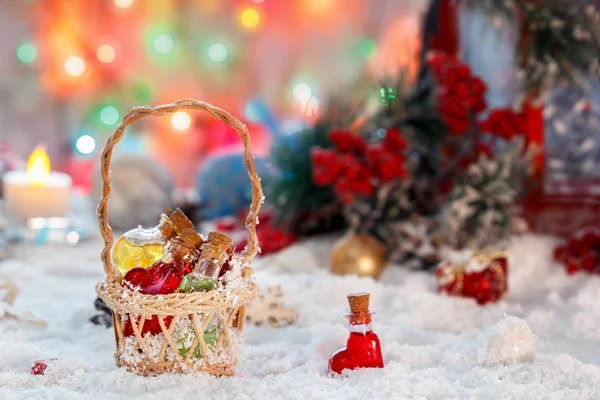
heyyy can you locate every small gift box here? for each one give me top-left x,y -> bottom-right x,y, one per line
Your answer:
436,250 -> 509,305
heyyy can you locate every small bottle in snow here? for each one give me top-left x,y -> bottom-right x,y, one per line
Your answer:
328,292 -> 384,375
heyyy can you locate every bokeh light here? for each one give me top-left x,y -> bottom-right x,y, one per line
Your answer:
154,34 -> 174,54
292,82 -> 312,103
97,45 -> 116,63
244,102 -> 260,122
240,8 -> 260,28
300,97 -> 320,116
114,0 -> 133,8
75,134 -> 96,155
64,56 -> 86,77
66,231 -> 80,245
17,43 -> 37,63
358,39 -> 378,59
171,111 -> 192,131
208,43 -> 229,62
100,106 -> 120,125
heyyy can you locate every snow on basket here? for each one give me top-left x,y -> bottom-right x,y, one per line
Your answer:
96,100 -> 261,376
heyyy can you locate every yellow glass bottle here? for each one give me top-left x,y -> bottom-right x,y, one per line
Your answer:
112,208 -> 194,277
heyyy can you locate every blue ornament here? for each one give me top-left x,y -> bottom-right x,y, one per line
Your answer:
196,153 -> 277,219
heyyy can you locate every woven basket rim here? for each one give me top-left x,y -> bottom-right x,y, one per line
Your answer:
97,276 -> 259,316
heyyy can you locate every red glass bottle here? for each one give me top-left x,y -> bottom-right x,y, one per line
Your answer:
328,292 -> 384,375
121,229 -> 203,336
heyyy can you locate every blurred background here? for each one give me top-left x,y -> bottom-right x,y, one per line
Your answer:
0,0 -> 424,191
0,0 -> 598,251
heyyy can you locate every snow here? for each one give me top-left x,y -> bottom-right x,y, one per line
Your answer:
2,234 -> 600,399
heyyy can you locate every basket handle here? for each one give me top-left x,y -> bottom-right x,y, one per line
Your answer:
97,99 -> 263,281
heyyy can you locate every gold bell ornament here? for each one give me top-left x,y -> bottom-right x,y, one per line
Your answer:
330,233 -> 388,279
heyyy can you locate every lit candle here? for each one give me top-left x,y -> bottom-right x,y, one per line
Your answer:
3,146 -> 72,221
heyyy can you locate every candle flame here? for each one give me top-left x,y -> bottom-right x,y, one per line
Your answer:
26,146 -> 51,184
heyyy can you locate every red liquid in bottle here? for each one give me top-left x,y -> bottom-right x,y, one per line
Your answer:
328,292 -> 384,375
329,330 -> 384,374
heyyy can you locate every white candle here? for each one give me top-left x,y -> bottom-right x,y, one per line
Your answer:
3,146 -> 72,221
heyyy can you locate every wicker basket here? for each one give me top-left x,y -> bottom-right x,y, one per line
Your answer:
96,100 -> 262,376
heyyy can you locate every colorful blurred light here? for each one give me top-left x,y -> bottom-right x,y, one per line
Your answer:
100,106 -> 120,125
75,134 -> 96,155
64,56 -> 86,77
17,43 -> 37,63
300,97 -> 320,116
292,82 -> 312,103
114,0 -> 133,8
208,43 -> 228,62
244,102 -> 260,122
305,0 -> 335,14
171,111 -> 192,131
154,34 -> 174,54
240,8 -> 260,28
358,39 -> 378,59
97,45 -> 116,63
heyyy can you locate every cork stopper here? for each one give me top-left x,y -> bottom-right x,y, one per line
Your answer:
157,208 -> 194,239
170,228 -> 203,262
180,228 -> 204,249
202,231 -> 233,260
346,292 -> 372,325
169,208 -> 194,232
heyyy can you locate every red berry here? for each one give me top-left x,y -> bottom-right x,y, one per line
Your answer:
582,229 -> 600,247
358,181 -> 375,196
366,145 -> 382,164
31,359 -> 57,375
312,169 -> 331,186
311,147 -> 329,165
334,177 -> 351,193
473,99 -> 487,113
553,245 -> 568,262
383,127 -> 407,151
457,65 -> 472,79
581,252 -> 597,272
350,136 -> 368,154
566,262 -> 580,275
470,77 -> 487,94
378,164 -> 396,183
455,83 -> 470,100
568,238 -> 586,257
446,67 -> 460,83
330,130 -> 354,153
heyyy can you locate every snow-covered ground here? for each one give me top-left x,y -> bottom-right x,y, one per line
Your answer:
1,234 -> 600,400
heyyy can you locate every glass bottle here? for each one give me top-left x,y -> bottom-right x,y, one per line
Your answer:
113,208 -> 193,277
328,292 -> 384,375
157,228 -> 204,273
179,231 -> 233,293
122,228 -> 204,295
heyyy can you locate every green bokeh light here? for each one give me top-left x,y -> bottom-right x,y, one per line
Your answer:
100,106 -> 120,126
17,43 -> 37,63
208,43 -> 228,62
154,33 -> 174,54
358,39 -> 377,59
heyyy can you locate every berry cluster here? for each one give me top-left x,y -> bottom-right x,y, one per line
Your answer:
311,128 -> 408,205
479,108 -> 527,140
427,51 -> 488,135
554,227 -> 600,275
215,211 -> 297,256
